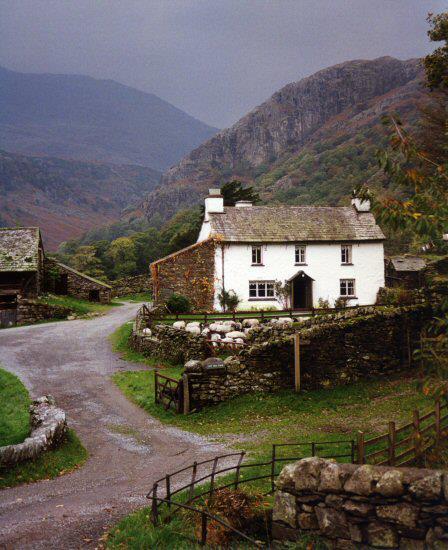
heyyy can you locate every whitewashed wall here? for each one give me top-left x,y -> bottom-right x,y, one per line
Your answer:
213,241 -> 384,310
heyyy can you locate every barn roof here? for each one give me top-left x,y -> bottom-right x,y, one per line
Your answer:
0,227 -> 42,272
208,206 -> 385,242
390,256 -> 426,272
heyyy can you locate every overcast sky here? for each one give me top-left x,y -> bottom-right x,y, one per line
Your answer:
0,0 -> 446,128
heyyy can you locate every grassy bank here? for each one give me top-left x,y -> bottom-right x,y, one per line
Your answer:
0,366 -> 88,489
0,368 -> 31,446
39,294 -> 118,316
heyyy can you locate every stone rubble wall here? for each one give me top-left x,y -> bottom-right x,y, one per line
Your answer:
17,298 -> 72,325
183,305 -> 429,409
111,274 -> 152,297
0,396 -> 67,467
151,239 -> 216,311
272,457 -> 448,549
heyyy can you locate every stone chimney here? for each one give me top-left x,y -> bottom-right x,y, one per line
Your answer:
235,200 -> 253,208
351,197 -> 371,213
204,188 -> 224,221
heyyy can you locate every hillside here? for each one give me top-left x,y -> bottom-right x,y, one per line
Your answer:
0,150 -> 160,249
0,66 -> 217,171
139,57 -> 424,222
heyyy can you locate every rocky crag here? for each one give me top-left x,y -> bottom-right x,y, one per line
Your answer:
140,57 -> 424,222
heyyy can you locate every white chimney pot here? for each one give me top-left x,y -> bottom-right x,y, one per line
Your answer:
235,200 -> 253,208
351,197 -> 371,212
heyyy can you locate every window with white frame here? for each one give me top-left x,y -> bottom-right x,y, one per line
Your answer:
249,281 -> 275,299
340,279 -> 356,297
251,245 -> 262,265
341,244 -> 352,264
295,245 -> 306,264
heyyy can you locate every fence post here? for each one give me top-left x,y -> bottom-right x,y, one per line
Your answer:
154,372 -> 159,404
435,400 -> 441,441
388,421 -> 396,466
413,409 -> 421,460
201,512 -> 208,546
166,475 -> 171,510
294,334 -> 301,392
183,374 -> 190,415
151,483 -> 159,525
189,461 -> 198,502
234,451 -> 245,489
350,440 -> 355,464
271,445 -> 276,492
357,431 -> 365,464
311,442 -> 316,457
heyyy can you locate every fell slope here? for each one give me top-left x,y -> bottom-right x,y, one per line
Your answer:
0,150 -> 160,249
140,57 -> 424,221
0,66 -> 217,171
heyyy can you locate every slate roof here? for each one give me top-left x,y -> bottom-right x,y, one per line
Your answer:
54,261 -> 112,289
208,206 -> 385,242
390,256 -> 426,272
0,228 -> 42,272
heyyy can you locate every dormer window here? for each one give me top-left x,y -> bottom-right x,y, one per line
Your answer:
341,245 -> 352,265
295,245 -> 306,265
252,245 -> 262,265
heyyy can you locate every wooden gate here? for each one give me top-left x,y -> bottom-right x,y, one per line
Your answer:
154,372 -> 183,413
0,294 -> 18,328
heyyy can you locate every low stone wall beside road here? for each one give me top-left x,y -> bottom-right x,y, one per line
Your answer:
273,457 -> 448,549
17,299 -> 72,325
0,396 -> 67,467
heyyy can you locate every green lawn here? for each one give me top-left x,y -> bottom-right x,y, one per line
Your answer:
113,291 -> 152,303
39,294 -> 119,316
0,429 -> 88,489
0,366 -> 88,489
0,368 -> 31,446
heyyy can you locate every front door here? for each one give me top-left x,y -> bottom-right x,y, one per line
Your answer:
292,273 -> 313,309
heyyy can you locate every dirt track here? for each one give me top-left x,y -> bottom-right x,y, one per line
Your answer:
0,304 -> 225,549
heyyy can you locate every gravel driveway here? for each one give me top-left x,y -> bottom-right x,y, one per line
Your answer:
0,304 -> 225,549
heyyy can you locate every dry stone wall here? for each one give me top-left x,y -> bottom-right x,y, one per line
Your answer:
273,457 -> 448,549
17,298 -> 71,325
0,396 -> 67,467
111,274 -> 152,297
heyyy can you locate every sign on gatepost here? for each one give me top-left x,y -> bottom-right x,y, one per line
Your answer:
294,333 -> 301,392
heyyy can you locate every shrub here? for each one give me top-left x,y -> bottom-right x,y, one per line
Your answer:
165,293 -> 191,314
317,297 -> 330,308
376,286 -> 416,306
334,297 -> 348,309
218,289 -> 241,312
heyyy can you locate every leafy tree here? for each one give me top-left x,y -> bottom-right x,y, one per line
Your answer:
218,289 -> 241,312
220,180 -> 260,206
424,12 -> 448,90
274,280 -> 291,309
107,237 -> 138,278
69,245 -> 105,279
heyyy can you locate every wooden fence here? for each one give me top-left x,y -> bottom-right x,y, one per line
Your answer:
154,372 -> 183,413
357,400 -> 447,466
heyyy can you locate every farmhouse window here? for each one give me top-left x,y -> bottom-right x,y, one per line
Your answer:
295,245 -> 306,264
249,281 -> 275,299
252,245 -> 262,265
340,279 -> 355,297
341,244 -> 352,264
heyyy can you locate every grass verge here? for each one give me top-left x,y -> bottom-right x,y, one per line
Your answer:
0,368 -> 31,446
113,292 -> 152,303
39,294 -> 118,316
0,429 -> 88,489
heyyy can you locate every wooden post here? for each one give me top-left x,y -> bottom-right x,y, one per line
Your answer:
154,371 -> 159,404
294,333 -> 301,392
357,431 -> 365,464
271,445 -> 276,492
182,374 -> 190,415
413,409 -> 421,460
166,475 -> 171,510
388,421 -> 396,466
201,512 -> 208,546
234,451 -> 245,489
435,400 -> 441,441
151,483 -> 159,525
189,461 -> 198,502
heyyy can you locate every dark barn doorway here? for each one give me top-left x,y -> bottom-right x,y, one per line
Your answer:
289,271 -> 313,309
88,289 -> 100,302
55,274 -> 68,295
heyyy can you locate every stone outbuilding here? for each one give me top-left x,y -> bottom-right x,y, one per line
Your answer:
45,258 -> 111,303
386,256 -> 426,289
0,227 -> 45,326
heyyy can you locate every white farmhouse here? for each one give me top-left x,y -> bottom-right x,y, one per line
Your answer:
151,189 -> 385,311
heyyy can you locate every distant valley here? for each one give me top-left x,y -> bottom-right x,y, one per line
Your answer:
0,150 -> 160,249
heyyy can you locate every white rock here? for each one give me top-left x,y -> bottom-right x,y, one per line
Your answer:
209,323 -> 222,332
270,318 -> 279,324
185,325 -> 201,335
244,328 -> 252,334
211,333 -> 221,341
221,337 -> 234,343
278,317 -> 293,324
142,328 -> 152,336
243,318 -> 259,327
222,320 -> 236,327
226,331 -> 246,339
186,321 -> 200,328
235,338 -> 244,344
172,321 -> 186,329
201,327 -> 210,336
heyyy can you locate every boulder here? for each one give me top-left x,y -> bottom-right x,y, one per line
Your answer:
185,325 -> 201,335
366,521 -> 398,548
319,461 -> 343,492
276,462 -> 296,491
201,328 -> 210,336
142,328 -> 152,336
278,317 -> 293,324
222,337 -> 234,343
273,490 -> 297,528
172,320 -> 186,329
344,465 -> 382,496
315,507 -> 349,539
186,321 -> 200,329
409,472 -> 443,501
184,360 -> 202,373
235,338 -> 244,344
298,512 -> 318,530
293,457 -> 327,492
376,503 -> 419,528
376,470 -> 404,497
210,333 -> 221,341
226,331 -> 246,339
242,318 -> 259,328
